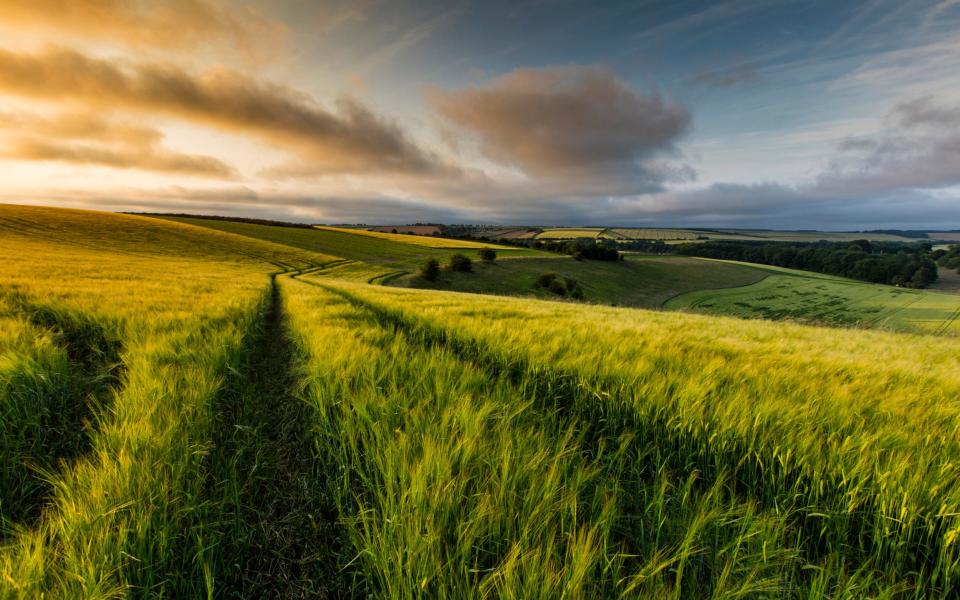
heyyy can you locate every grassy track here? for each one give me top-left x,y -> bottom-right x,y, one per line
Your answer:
205,277 -> 346,597
0,205 -> 334,596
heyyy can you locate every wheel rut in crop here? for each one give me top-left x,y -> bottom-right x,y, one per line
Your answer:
207,278 -> 347,598
0,297 -> 122,528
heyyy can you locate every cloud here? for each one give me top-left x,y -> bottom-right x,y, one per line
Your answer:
3,138 -> 235,176
0,46 -> 444,176
9,180 -> 958,230
428,65 -> 693,190
817,97 -> 960,193
893,95 -> 960,127
0,0 -> 286,61
0,111 -> 235,177
3,186 -> 471,225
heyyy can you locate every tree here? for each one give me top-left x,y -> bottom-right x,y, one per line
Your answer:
448,253 -> 473,272
478,248 -> 497,263
391,228 -> 398,233
420,258 -> 440,281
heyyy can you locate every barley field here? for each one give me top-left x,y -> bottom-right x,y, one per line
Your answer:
2,204 -> 959,597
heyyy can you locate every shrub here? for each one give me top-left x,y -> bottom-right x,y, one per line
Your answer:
478,248 -> 497,263
448,254 -> 473,272
535,273 -> 557,288
420,258 -> 440,281
547,279 -> 567,296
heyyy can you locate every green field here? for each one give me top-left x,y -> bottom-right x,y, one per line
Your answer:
666,264 -> 960,335
3,204 -> 960,597
400,255 -> 767,307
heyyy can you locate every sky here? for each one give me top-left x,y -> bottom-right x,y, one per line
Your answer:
0,0 -> 959,229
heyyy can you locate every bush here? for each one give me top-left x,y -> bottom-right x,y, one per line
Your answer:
420,258 -> 440,281
535,273 -> 557,288
448,254 -> 473,272
478,248 -> 497,263
547,279 -> 567,296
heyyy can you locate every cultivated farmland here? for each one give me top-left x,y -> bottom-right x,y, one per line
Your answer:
2,204 -> 959,597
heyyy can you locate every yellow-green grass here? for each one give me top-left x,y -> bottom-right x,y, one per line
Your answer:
0,205 -> 331,269
0,205 -> 334,596
160,215 -> 546,271
4,203 -> 960,596
533,228 -> 605,239
283,277 -> 809,597
310,277 -> 960,594
399,255 -> 767,308
665,271 -> 960,335
316,226 -> 511,249
0,299 -> 79,526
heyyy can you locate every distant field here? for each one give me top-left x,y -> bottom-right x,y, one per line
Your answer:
161,216 -> 546,270
368,225 -> 442,235
510,227 -> 923,243
601,228 -> 700,240
931,232 -> 960,241
317,226 -> 509,249
666,265 -> 960,335
712,229 -> 921,242
533,228 -> 604,239
400,255 -> 767,307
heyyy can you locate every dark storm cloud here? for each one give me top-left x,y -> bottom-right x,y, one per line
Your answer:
428,65 -> 693,190
0,46 -> 443,175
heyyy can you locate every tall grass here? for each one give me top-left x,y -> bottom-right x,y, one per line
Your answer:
283,277 -> 851,597
0,301 -> 79,525
309,277 -> 960,594
0,206 -> 332,597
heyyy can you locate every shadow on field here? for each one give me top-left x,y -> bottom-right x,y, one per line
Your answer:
205,278 -> 350,598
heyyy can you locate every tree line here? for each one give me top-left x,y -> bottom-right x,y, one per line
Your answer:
675,240 -> 939,288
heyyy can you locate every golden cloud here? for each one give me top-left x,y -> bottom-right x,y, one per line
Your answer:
0,0 -> 286,61
0,46 -> 443,175
0,111 -> 235,177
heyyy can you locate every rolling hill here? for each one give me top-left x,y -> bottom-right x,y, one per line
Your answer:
3,204 -> 958,596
